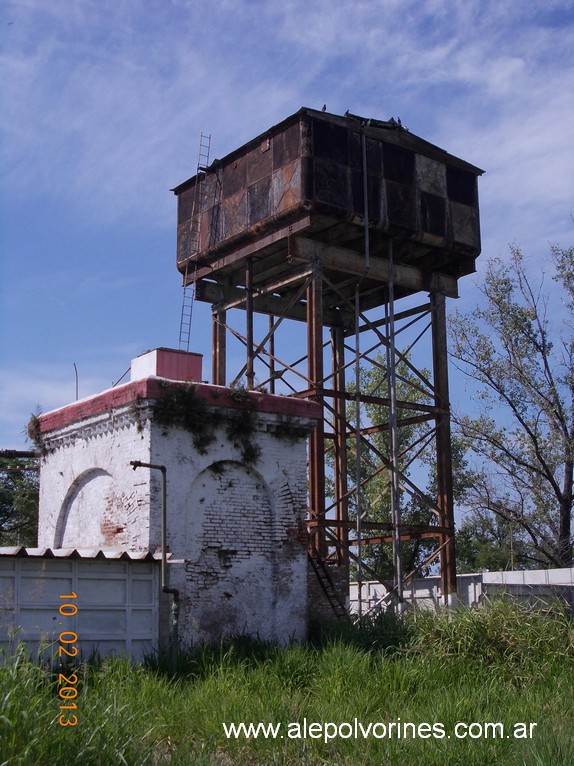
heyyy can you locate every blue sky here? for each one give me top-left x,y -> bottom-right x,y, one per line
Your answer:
1,0 -> 573,449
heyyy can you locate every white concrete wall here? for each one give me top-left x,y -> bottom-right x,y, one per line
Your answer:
350,568 -> 574,613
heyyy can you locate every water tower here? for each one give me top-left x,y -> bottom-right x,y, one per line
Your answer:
172,108 -> 483,610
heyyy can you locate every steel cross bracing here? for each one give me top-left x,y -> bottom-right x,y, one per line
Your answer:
192,241 -> 457,614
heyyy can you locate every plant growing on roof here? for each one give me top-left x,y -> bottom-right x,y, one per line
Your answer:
153,381 -> 261,465
225,408 -> 261,466
153,382 -> 222,455
129,394 -> 146,434
26,411 -> 46,457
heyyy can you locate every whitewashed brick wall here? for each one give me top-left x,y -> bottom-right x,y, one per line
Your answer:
38,410 -> 152,550
37,381 -> 318,646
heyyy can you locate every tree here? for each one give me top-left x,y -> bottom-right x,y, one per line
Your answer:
456,510 -> 531,573
449,244 -> 574,569
0,454 -> 39,546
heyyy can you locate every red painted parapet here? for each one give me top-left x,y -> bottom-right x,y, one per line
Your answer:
38,375 -> 322,434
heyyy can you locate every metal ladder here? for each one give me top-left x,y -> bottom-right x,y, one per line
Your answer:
179,133 -> 211,351
308,547 -> 351,622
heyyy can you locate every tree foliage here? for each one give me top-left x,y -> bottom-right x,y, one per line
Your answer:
450,245 -> 574,569
0,456 -> 39,546
455,511 -> 531,573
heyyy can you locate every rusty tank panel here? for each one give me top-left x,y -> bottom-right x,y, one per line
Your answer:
172,108 -> 483,284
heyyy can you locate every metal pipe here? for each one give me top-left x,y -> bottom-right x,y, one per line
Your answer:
361,127 -> 370,272
268,315 -> 276,394
354,122 -> 371,605
385,242 -> 404,611
73,363 -> 79,401
355,284 -> 363,616
0,449 -> 39,459
246,257 -> 255,389
130,461 -> 180,661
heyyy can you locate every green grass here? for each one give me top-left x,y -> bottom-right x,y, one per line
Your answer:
1,600 -> 573,765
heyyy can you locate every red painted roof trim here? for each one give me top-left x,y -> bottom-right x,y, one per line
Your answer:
38,378 -> 322,434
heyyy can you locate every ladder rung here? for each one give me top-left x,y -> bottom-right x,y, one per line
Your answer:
180,132 -> 213,351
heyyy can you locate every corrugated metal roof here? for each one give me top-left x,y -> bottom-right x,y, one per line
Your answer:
0,546 -> 165,561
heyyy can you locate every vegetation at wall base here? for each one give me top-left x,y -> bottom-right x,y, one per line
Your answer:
1,600 -> 573,765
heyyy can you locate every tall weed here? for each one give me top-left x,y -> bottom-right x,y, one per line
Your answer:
1,601 -> 572,765
405,598 -> 573,667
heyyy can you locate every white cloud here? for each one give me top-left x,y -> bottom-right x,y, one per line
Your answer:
1,0 -> 573,446
2,0 -> 571,229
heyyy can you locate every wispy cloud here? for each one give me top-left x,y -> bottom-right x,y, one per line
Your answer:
3,0 -> 572,230
0,365 -> 113,447
1,0 -> 573,445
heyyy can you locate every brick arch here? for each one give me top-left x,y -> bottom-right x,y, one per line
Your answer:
183,460 -> 276,641
54,468 -> 113,548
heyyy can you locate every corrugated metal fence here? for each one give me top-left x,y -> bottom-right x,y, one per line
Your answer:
0,550 -> 159,661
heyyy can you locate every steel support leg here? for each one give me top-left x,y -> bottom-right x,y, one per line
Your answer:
246,257 -> 255,390
332,326 -> 349,563
212,307 -> 226,386
307,265 -> 326,557
431,291 -> 457,602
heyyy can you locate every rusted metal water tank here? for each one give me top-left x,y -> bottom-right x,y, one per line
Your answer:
173,107 -> 483,293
